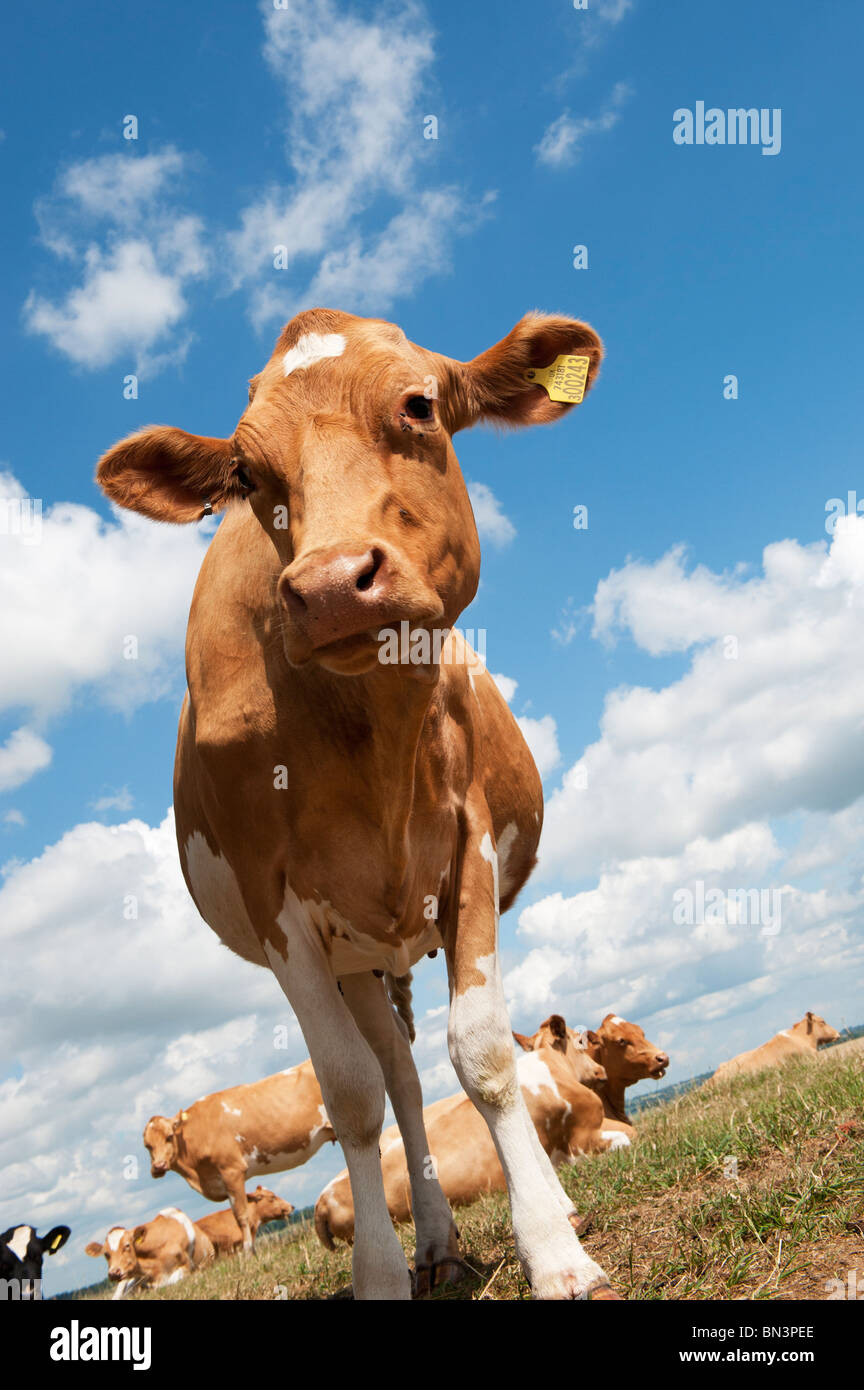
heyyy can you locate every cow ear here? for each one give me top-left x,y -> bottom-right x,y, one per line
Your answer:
806,1011 -> 814,1031
586,1030 -> 601,1046
43,1226 -> 70,1255
96,426 -> 238,524
85,1241 -> 104,1257
450,313 -> 603,432
512,1031 -> 534,1052
133,1226 -> 147,1245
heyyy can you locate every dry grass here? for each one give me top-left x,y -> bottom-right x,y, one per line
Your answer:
79,1038 -> 864,1302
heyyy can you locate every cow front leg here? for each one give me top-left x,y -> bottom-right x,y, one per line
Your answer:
339,972 -> 463,1294
444,812 -> 618,1301
263,932 -> 411,1301
220,1167 -> 253,1254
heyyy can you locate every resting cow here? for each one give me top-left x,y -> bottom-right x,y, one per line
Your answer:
195,1185 -> 295,1256
85,1207 -> 214,1299
97,305 -> 615,1300
143,1060 -> 333,1251
586,1014 -> 670,1125
314,1014 -> 631,1247
710,1011 -> 840,1083
0,1223 -> 69,1299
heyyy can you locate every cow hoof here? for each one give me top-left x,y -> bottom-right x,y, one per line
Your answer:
586,1281 -> 622,1301
414,1257 -> 470,1297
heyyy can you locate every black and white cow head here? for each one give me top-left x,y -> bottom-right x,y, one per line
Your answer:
0,1224 -> 70,1299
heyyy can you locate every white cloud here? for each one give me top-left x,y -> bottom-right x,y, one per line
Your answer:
540,519 -> 864,880
90,787 -> 134,814
0,727 -> 52,792
0,473 -> 210,719
24,149 -> 206,374
226,0 -> 482,325
491,673 -> 518,703
467,481 -> 517,547
536,82 -> 632,168
516,714 -> 561,778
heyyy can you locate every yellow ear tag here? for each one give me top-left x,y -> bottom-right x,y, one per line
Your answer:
50,1234 -> 64,1251
524,354 -> 590,404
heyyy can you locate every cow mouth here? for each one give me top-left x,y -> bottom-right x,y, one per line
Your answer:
651,1065 -> 667,1079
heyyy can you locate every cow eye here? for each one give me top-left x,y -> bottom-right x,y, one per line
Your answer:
404,395 -> 433,421
233,461 -> 256,494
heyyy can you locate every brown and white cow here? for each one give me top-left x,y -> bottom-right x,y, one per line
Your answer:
586,1014 -> 670,1125
195,1185 -> 294,1256
314,1015 -> 632,1248
96,306 -> 615,1300
143,1060 -> 333,1250
710,1011 -> 840,1083
85,1207 -> 214,1299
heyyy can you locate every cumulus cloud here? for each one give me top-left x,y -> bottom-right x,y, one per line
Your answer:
540,519 -> 864,880
536,82 -> 632,168
0,471 -> 211,719
467,481 -> 517,546
24,148 -> 206,374
0,726 -> 52,792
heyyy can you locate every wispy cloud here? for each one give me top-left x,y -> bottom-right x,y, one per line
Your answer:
0,726 -> 52,792
536,81 -> 632,168
228,0 -> 483,328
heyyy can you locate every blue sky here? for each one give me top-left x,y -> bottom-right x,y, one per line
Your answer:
2,0 -> 864,1294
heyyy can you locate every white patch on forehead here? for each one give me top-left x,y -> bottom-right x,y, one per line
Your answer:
8,1226 -> 32,1261
609,1015 -> 624,1026
282,332 -> 347,377
106,1227 -> 125,1252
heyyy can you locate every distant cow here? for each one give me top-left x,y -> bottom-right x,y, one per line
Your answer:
85,1207 -> 214,1299
314,1015 -> 631,1254
195,1186 -> 295,1256
586,1014 -> 670,1125
0,1224 -> 70,1299
711,1012 -> 840,1083
143,1060 -> 334,1250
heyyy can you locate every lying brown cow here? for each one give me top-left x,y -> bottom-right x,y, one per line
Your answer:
711,1011 -> 840,1083
314,1015 -> 631,1247
143,1060 -> 333,1250
586,1014 -> 669,1125
195,1185 -> 294,1256
85,1206 -> 213,1299
98,304 -> 615,1300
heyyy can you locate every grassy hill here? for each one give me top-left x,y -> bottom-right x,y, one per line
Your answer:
73,1035 -> 864,1301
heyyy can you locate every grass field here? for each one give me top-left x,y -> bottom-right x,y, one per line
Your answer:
78,1037 -> 864,1302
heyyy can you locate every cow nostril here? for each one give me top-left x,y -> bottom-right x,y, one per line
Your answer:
356,548 -> 384,593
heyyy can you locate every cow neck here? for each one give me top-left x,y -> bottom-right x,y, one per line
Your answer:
600,1075 -> 630,1124
297,661 -> 438,863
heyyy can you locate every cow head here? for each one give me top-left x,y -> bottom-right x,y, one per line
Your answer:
587,1014 -> 669,1083
142,1114 -> 178,1177
96,309 -> 602,677
513,1015 -> 607,1087
249,1185 -> 295,1225
794,1011 -> 840,1048
85,1225 -> 142,1287
0,1224 -> 70,1295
